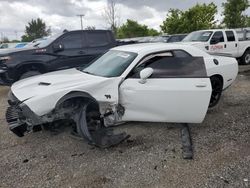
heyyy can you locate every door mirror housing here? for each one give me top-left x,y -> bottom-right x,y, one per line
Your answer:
53,43 -> 64,52
139,67 -> 153,84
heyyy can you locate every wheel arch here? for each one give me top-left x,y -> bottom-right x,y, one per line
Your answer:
55,91 -> 99,110
210,74 -> 224,87
16,62 -> 47,79
243,47 -> 250,56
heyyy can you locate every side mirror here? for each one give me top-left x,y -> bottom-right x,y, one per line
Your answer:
210,38 -> 220,45
53,43 -> 64,52
139,67 -> 153,84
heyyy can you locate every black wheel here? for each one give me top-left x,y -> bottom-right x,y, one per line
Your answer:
209,76 -> 223,108
74,101 -> 129,148
241,50 -> 250,65
19,71 -> 41,80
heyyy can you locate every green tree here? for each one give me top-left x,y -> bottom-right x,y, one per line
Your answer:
148,28 -> 161,36
160,9 -> 185,34
117,19 -> 159,38
160,3 -> 217,34
222,0 -> 249,28
21,18 -> 51,42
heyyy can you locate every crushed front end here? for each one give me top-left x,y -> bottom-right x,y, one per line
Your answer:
5,92 -> 43,137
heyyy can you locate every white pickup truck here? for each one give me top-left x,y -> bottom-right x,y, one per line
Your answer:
183,29 -> 250,65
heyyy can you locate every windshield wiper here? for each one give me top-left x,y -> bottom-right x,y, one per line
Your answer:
33,43 -> 40,47
81,70 -> 96,76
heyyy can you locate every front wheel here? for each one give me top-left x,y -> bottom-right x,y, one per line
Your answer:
74,101 -> 129,148
209,76 -> 223,108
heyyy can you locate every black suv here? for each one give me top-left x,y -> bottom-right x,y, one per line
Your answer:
0,30 -> 117,85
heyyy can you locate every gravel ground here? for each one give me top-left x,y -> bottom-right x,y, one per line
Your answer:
0,70 -> 249,188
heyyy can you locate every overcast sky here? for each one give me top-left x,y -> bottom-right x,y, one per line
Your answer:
0,0 -> 249,40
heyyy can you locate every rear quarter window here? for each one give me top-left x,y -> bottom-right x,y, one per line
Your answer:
225,31 -> 236,42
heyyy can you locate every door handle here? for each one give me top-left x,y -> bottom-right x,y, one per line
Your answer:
78,51 -> 86,54
224,44 -> 227,48
195,83 -> 207,88
235,43 -> 238,47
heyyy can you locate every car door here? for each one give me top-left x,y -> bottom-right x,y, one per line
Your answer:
209,31 -> 226,53
223,30 -> 238,57
119,50 -> 212,124
50,31 -> 90,71
85,31 -> 114,63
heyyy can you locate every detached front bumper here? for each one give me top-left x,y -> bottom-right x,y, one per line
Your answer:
5,92 -> 43,137
5,105 -> 28,137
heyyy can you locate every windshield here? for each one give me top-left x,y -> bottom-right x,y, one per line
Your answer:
82,50 -> 137,77
183,31 -> 212,42
25,33 -> 63,48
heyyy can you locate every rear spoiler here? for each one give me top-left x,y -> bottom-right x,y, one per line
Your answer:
208,52 -> 233,58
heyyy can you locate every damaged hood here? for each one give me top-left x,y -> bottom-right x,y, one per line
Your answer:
12,68 -> 119,101
12,68 -> 122,116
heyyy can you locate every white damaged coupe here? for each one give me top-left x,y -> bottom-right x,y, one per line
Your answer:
6,43 -> 238,147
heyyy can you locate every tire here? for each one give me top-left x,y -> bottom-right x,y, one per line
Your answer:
19,71 -> 41,80
241,50 -> 250,65
209,76 -> 223,108
75,102 -> 129,148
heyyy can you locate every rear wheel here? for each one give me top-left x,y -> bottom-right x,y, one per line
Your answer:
209,76 -> 223,108
19,71 -> 41,80
241,50 -> 250,65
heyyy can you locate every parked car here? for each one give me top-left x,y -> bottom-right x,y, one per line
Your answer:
152,34 -> 187,43
0,43 -> 18,49
182,29 -> 250,65
117,34 -> 187,44
6,43 -> 238,147
0,30 -> 117,85
14,42 -> 28,48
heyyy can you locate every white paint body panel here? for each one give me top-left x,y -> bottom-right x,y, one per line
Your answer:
119,78 -> 211,123
11,43 -> 238,124
12,68 -> 122,116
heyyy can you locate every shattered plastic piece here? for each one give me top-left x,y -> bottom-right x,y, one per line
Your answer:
180,124 -> 193,159
243,178 -> 249,187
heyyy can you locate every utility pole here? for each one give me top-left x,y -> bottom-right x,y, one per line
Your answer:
77,14 -> 85,30
14,30 -> 18,40
0,32 -> 3,42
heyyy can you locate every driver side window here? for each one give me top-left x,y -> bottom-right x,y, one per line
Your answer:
211,31 -> 224,44
129,52 -> 173,78
128,50 -> 207,79
60,33 -> 83,49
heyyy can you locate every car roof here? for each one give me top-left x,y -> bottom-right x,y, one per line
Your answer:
112,43 -> 195,54
194,29 -> 235,32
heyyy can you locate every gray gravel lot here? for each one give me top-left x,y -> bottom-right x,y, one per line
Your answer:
0,69 -> 250,188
